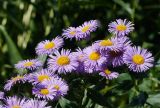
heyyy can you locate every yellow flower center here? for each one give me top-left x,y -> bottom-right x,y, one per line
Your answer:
57,56 -> 70,65
23,62 -> 34,67
104,69 -> 111,75
12,105 -> 21,108
89,52 -> 100,60
54,85 -> 60,90
38,75 -> 50,82
12,76 -> 23,81
40,88 -> 49,95
70,31 -> 76,36
100,39 -> 113,46
132,54 -> 144,65
116,24 -> 127,31
82,25 -> 90,33
44,42 -> 55,50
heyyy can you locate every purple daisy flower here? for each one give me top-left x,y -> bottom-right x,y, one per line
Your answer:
107,50 -> 124,67
99,68 -> 119,80
15,59 -> 42,70
48,49 -> 78,74
35,36 -> 63,55
4,75 -> 27,91
4,96 -> 27,108
108,19 -> 134,37
42,77 -> 69,99
123,46 -> 154,72
27,69 -> 58,85
62,27 -> 82,40
93,36 -> 123,52
24,99 -> 51,108
32,84 -> 56,100
106,36 -> 132,67
83,46 -> 107,73
77,20 -> 100,39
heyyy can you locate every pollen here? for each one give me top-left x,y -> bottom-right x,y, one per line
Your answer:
54,85 -> 60,90
12,105 -> 21,108
132,54 -> 145,65
89,52 -> 100,60
40,88 -> 49,95
38,75 -> 50,82
100,39 -> 113,46
57,56 -> 70,65
44,42 -> 55,50
70,31 -> 76,35
23,62 -> 34,67
104,69 -> 111,75
12,76 -> 23,81
116,24 -> 127,31
82,25 -> 90,33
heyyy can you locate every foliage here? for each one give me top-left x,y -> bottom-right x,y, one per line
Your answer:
0,0 -> 160,108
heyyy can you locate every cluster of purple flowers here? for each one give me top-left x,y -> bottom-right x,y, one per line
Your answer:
0,19 -> 154,107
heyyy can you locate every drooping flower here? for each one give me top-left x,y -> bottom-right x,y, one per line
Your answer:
35,37 -> 63,55
106,36 -> 132,67
62,27 -> 81,40
123,46 -> 154,72
32,84 -> 56,100
27,69 -> 58,85
42,77 -> 69,99
24,99 -> 51,108
15,59 -> 42,70
93,36 -> 123,52
83,46 -> 107,73
77,20 -> 100,39
99,68 -> 119,80
4,75 -> 27,91
72,48 -> 86,73
108,19 -> 134,37
48,49 -> 78,74
4,96 -> 27,108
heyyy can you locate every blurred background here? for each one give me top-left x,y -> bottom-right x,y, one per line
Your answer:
0,0 -> 160,107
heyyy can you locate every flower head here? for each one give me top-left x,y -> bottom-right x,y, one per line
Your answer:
108,19 -> 134,37
32,84 -> 56,100
83,46 -> 107,73
93,37 -> 123,52
27,69 -> 58,85
35,37 -> 63,55
123,46 -> 154,72
4,75 -> 27,91
4,96 -> 27,108
99,68 -> 119,80
15,59 -> 42,70
42,77 -> 69,99
24,99 -> 51,108
62,27 -> 81,40
77,20 -> 100,39
48,49 -> 78,74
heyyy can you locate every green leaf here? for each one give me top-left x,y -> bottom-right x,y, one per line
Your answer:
0,25 -> 22,65
58,97 -> 77,108
112,73 -> 134,95
138,79 -> 152,93
87,88 -> 112,107
116,73 -> 132,83
147,94 -> 160,108
129,92 -> 148,107
113,0 -> 134,16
